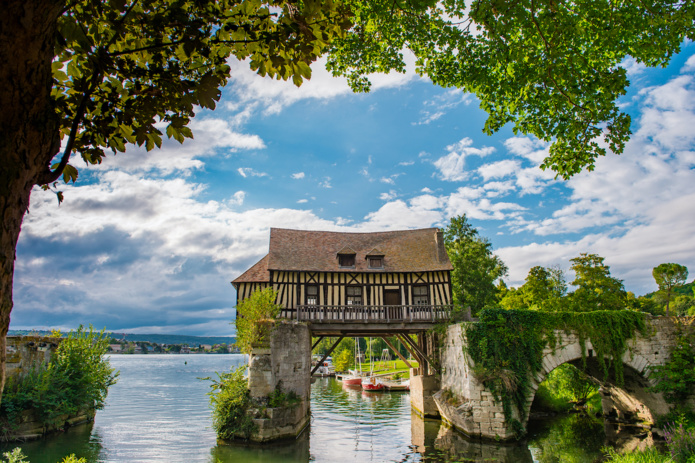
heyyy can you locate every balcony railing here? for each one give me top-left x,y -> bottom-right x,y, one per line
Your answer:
295,304 -> 452,323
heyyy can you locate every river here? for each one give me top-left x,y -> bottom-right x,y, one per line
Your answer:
1,354 -> 648,462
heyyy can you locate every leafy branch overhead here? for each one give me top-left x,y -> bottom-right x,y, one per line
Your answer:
46,0 -> 353,195
328,0 -> 695,178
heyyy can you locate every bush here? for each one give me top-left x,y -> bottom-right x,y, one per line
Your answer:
206,365 -> 257,440
1,326 -> 118,429
234,288 -> 281,354
665,421 -> 695,463
603,447 -> 670,463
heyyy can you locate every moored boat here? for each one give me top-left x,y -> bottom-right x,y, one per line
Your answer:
361,376 -> 385,391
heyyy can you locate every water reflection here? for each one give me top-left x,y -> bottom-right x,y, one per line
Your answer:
0,356 -> 653,463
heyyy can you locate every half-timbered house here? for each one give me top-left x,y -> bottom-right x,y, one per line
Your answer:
232,227 -> 453,322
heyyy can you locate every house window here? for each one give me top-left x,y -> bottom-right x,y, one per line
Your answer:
306,285 -> 318,305
368,257 -> 383,269
413,285 -> 429,305
339,254 -> 355,268
346,286 -> 362,305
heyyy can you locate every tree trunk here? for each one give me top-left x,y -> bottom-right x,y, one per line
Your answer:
0,1 -> 64,404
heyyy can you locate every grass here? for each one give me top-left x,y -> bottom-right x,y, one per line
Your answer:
603,447 -> 671,463
354,359 -> 418,377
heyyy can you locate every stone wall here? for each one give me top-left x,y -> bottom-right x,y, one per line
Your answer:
3,336 -> 95,442
244,321 -> 312,443
435,316 -> 690,441
6,335 -> 61,378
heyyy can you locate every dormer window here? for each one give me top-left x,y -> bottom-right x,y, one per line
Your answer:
366,248 -> 385,269
337,246 -> 356,268
339,254 -> 355,267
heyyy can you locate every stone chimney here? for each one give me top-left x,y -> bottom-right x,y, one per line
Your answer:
434,229 -> 447,263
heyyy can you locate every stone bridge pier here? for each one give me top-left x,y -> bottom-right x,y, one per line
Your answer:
434,317 -> 693,441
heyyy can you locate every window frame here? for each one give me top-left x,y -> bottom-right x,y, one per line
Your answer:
339,254 -> 356,268
412,285 -> 429,305
305,285 -> 319,306
346,285 -> 363,305
368,256 -> 383,269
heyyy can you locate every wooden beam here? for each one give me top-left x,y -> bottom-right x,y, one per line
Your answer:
400,333 -> 438,373
311,336 -> 325,351
396,334 -> 418,360
311,336 -> 344,376
380,336 -> 412,369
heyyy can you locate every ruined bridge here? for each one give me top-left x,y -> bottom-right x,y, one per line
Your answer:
241,315 -> 689,443
434,316 -> 691,440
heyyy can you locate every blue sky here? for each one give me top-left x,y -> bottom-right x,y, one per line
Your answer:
11,44 -> 695,336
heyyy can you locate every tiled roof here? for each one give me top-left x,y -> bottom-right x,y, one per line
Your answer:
266,227 -> 452,273
232,254 -> 270,285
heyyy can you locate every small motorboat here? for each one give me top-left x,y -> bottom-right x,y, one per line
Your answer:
361,376 -> 385,391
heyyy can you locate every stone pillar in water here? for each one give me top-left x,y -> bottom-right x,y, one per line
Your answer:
245,321 -> 312,443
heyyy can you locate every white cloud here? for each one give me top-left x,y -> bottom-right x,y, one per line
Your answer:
90,118 -> 265,175
433,137 -> 496,181
380,190 -> 398,201
291,172 -> 305,179
319,177 -> 332,188
621,57 -> 647,77
225,53 -> 421,114
237,167 -> 268,178
297,199 -> 308,204
229,191 -> 245,206
415,89 -> 473,125
478,160 -> 521,181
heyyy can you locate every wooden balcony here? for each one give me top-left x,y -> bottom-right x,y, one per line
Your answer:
292,304 -> 452,336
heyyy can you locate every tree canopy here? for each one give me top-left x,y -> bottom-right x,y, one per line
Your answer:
652,263 -> 689,315
443,215 -> 508,315
330,0 -> 695,178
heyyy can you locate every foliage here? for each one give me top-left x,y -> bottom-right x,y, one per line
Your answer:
206,365 -> 257,440
267,381 -> 300,408
329,1 -> 695,179
334,349 -> 354,372
234,288 -> 281,354
529,413 -> 605,463
42,0 -> 353,200
650,323 -> 695,404
0,326 -> 118,429
443,215 -> 508,315
534,363 -> 598,413
653,264 -> 689,315
463,308 -> 646,433
500,266 -> 566,312
603,447 -> 671,463
0,448 -> 28,463
664,421 -> 695,463
569,253 -> 627,312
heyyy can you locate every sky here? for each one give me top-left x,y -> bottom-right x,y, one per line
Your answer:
10,43 -> 695,337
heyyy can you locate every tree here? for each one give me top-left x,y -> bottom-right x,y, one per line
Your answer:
568,253 -> 626,312
652,263 -> 689,315
500,265 -> 567,311
330,0 -> 695,178
1,0 -> 356,403
443,215 -> 508,315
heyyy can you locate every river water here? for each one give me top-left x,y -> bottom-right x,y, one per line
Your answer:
1,354 -> 646,463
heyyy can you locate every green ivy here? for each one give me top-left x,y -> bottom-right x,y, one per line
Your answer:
650,321 -> 695,404
463,309 -> 646,434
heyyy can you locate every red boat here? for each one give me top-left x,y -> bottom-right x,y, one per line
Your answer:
361,376 -> 385,391
341,375 -> 363,386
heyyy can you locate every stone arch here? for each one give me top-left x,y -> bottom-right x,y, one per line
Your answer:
520,336 -> 668,430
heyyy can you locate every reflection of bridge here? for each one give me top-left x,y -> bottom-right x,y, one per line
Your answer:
435,316 -> 693,441
294,304 -> 450,376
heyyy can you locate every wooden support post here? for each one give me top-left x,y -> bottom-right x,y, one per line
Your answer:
311,336 -> 344,376
311,336 -> 325,351
380,336 -> 412,369
401,333 -> 438,374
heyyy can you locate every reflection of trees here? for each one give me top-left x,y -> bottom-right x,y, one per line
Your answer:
210,429 -> 310,463
432,425 -> 534,463
0,422 -> 105,462
528,414 -> 605,463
